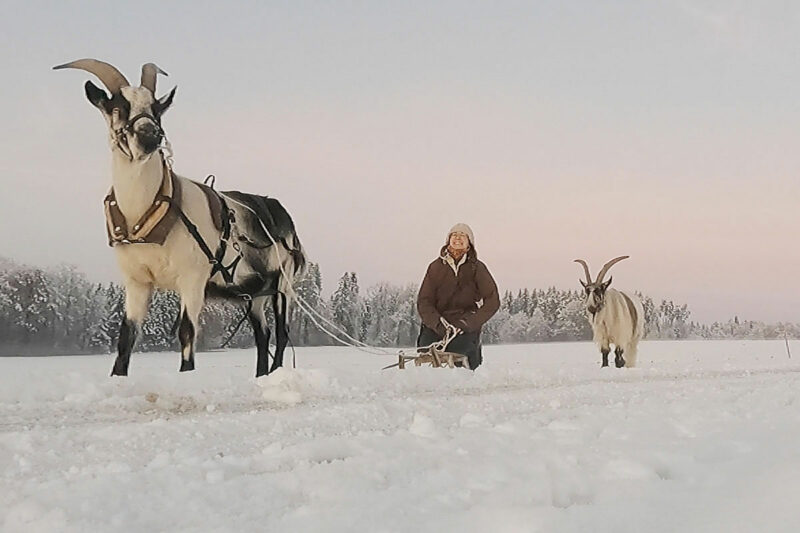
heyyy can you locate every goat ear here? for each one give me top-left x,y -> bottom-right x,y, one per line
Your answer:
579,279 -> 587,288
154,86 -> 177,117
84,80 -> 109,110
602,277 -> 613,289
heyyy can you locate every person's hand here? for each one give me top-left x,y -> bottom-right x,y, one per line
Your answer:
439,317 -> 455,336
454,318 -> 470,333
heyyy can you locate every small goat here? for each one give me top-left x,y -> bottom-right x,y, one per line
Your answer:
55,59 -> 305,377
574,256 -> 644,368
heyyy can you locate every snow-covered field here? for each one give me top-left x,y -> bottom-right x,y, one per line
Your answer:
1,340 -> 799,533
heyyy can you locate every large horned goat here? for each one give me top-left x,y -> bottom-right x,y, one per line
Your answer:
574,256 -> 644,368
55,59 -> 306,377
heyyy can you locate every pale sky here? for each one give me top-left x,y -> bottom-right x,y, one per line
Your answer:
1,1 -> 798,323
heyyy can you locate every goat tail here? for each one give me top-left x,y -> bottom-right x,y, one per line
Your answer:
626,294 -> 645,368
290,233 -> 307,277
279,232 -> 306,311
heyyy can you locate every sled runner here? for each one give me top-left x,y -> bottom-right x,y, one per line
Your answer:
383,326 -> 468,370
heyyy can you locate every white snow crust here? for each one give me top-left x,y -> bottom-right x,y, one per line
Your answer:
1,340 -> 799,532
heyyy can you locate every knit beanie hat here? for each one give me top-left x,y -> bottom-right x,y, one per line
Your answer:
447,223 -> 475,246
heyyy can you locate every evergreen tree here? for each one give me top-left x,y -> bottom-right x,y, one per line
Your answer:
519,289 -> 531,316
331,272 -> 360,338
140,290 -> 179,351
501,290 -> 514,313
1,256 -> 799,353
291,262 -> 323,344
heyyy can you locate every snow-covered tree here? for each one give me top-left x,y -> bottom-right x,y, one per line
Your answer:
291,262 -> 323,344
331,272 -> 361,339
0,257 -> 798,353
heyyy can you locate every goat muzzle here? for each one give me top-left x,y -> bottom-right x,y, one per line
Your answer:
136,124 -> 163,153
126,113 -> 163,154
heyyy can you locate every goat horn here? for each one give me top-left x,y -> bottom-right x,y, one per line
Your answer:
53,58 -> 130,94
573,259 -> 593,284
140,63 -> 168,94
596,255 -> 630,284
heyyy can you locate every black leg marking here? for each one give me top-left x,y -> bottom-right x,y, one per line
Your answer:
270,293 -> 288,374
601,348 -> 610,368
249,303 -> 272,378
111,319 -> 138,376
615,346 -> 626,368
178,311 -> 196,372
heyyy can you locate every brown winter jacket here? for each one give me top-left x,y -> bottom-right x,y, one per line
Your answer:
417,247 -> 500,336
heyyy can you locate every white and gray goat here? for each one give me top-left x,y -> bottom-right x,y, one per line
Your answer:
55,59 -> 305,377
574,256 -> 644,368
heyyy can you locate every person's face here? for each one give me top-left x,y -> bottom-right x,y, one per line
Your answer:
449,232 -> 470,251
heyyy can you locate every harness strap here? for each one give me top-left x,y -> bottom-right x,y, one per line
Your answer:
220,298 -> 254,349
171,203 -> 239,285
126,112 -> 162,133
105,156 -> 241,284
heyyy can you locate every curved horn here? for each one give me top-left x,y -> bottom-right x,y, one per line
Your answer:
574,259 -> 593,284
53,58 -> 130,94
596,255 -> 630,284
140,63 -> 168,94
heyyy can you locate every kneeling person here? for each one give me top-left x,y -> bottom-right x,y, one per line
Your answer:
416,223 -> 500,369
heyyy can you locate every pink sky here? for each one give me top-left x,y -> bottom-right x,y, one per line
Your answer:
1,1 -> 798,323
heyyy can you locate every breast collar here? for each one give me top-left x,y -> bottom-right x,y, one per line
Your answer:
103,157 -> 180,246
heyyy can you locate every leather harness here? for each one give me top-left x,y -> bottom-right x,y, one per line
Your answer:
103,156 -> 240,284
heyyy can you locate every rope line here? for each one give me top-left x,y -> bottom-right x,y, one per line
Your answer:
159,144 -> 450,360
221,194 -> 395,356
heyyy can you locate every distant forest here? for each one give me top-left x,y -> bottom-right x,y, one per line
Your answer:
1,256 -> 797,356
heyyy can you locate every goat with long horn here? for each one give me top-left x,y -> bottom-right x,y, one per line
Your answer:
55,59 -> 306,378
574,256 -> 644,368
140,63 -> 167,94
54,58 -> 131,94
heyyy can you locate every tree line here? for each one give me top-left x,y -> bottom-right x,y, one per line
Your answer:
0,257 -> 797,355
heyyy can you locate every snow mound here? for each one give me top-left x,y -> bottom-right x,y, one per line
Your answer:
409,413 -> 438,438
256,367 -> 337,405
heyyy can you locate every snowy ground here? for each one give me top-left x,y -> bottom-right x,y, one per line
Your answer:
1,340 -> 800,533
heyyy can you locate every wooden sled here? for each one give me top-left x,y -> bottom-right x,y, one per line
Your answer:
384,344 -> 469,370
382,325 -> 468,370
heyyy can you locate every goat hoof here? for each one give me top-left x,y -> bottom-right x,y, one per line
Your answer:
615,359 -> 625,368
180,359 -> 195,372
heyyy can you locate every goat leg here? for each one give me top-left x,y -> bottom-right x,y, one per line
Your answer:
111,281 -> 151,376
615,347 -> 626,368
178,311 -> 196,372
269,293 -> 289,374
111,319 -> 138,376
